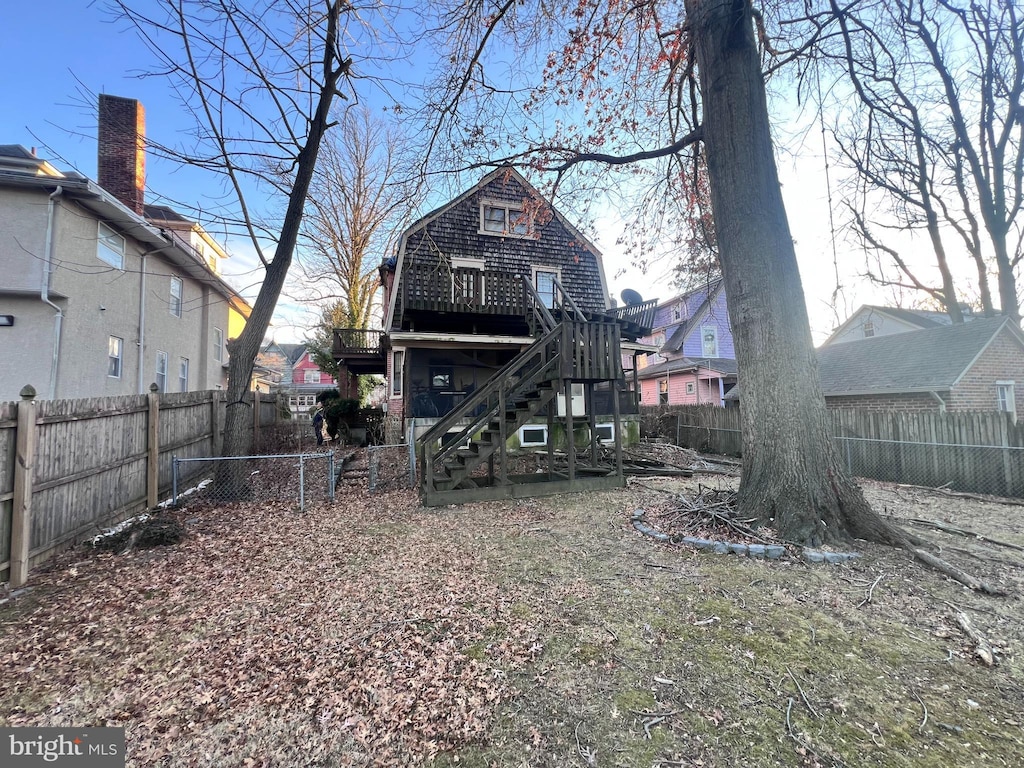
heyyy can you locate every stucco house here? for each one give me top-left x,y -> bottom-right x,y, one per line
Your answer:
0,95 -> 249,401
635,279 -> 737,406
333,167 -> 655,504
725,314 -> 1024,417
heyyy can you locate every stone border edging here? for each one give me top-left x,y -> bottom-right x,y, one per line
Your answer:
630,509 -> 860,564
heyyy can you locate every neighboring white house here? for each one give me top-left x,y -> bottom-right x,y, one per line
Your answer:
0,95 -> 249,401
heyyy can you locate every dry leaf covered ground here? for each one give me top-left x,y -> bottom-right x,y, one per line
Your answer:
2,451 -> 1023,767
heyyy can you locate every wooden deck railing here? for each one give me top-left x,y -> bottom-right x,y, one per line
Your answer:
402,265 -> 528,315
332,328 -> 385,357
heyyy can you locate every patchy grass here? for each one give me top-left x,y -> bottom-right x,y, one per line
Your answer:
2,471 -> 1023,766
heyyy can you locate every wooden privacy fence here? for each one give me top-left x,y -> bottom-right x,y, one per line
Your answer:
644,405 -> 1024,498
1,387 -> 278,586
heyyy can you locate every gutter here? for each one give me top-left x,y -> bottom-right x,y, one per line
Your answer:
41,186 -> 64,399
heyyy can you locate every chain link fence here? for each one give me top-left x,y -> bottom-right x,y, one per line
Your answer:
367,444 -> 417,492
171,451 -> 336,512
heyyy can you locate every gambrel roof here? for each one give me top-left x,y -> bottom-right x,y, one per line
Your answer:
384,166 -> 612,330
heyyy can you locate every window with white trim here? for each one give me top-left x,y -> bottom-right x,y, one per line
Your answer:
213,327 -> 224,363
863,321 -> 875,338
686,381 -> 696,395
169,276 -> 183,318
155,351 -> 168,393
659,379 -> 669,405
997,381 -> 1016,419
518,424 -> 548,447
533,267 -> 559,309
701,325 -> 718,357
304,369 -> 320,384
179,357 -> 189,392
480,201 -> 530,236
594,423 -> 615,443
108,336 -> 123,378
391,350 -> 404,397
452,257 -> 485,305
97,222 -> 125,270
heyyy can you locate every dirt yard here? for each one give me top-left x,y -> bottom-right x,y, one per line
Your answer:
2,449 -> 1022,767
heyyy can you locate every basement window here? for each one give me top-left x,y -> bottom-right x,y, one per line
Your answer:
594,423 -> 615,443
518,424 -> 548,447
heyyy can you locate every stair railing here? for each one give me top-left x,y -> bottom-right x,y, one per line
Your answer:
418,322 -> 563,463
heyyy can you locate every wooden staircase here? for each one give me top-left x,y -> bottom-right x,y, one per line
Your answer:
417,277 -> 629,506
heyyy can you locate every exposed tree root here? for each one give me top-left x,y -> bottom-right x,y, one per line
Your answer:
953,610 -> 997,666
910,548 -> 1007,597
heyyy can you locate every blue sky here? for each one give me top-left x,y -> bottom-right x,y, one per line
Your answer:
2,3 -> 929,343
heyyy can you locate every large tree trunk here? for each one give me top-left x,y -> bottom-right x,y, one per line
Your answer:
687,0 -> 907,547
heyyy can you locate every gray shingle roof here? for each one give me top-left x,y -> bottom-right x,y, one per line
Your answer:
819,315 -> 1014,395
637,356 -> 738,379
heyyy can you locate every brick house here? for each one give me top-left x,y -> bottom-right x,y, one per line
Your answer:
726,315 -> 1024,417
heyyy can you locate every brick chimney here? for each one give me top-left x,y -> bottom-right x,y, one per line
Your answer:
97,94 -> 146,214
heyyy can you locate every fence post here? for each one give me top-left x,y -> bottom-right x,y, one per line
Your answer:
252,391 -> 260,452
147,384 -> 160,509
172,456 -> 179,506
211,390 -> 222,456
10,385 -> 38,588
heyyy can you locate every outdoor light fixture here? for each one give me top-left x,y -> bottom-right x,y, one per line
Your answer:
0,315 -> 14,327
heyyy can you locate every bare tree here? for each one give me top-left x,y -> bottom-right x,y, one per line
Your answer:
112,0 -> 360,478
822,0 -> 1023,323
421,0 -> 910,548
296,106 -> 411,330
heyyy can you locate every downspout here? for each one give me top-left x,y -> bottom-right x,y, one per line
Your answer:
41,186 -> 64,399
137,251 -> 148,393
929,391 -> 947,413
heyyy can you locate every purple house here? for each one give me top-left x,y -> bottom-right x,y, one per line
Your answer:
636,279 -> 737,406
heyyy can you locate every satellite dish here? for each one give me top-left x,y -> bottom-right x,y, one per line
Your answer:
621,288 -> 644,306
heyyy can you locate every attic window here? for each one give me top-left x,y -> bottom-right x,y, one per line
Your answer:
863,321 -> 875,338
480,202 -> 530,237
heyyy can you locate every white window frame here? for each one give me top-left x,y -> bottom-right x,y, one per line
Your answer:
686,381 -> 696,395
97,222 -> 125,270
391,349 -> 405,398
672,304 -> 682,321
532,266 -> 561,309
179,357 -> 189,392
594,423 -> 615,443
108,336 -> 123,379
213,327 -> 224,363
304,369 -> 320,384
701,325 -> 718,357
659,379 -> 669,405
155,351 -> 168,393
169,276 -> 183,318
863,321 -> 875,338
997,381 -> 1016,420
451,257 -> 485,304
518,424 -> 548,447
479,200 -> 531,237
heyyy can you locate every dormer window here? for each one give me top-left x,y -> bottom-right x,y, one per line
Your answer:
480,201 -> 530,237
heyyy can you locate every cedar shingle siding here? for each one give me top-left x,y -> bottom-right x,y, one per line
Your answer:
398,172 -> 606,325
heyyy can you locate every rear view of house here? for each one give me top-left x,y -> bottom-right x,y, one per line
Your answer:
333,167 -> 655,503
